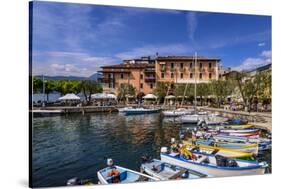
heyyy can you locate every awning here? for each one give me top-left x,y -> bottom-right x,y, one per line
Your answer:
165,95 -> 176,99
143,94 -> 158,99
91,93 -> 117,100
58,93 -> 81,101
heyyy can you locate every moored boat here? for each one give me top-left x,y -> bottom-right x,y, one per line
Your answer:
182,141 -> 254,159
140,158 -> 208,180
177,114 -> 201,124
97,159 -> 159,184
122,107 -> 161,115
162,108 -> 194,117
186,138 -> 259,155
160,147 -> 267,177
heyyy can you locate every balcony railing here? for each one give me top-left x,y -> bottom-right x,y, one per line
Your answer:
179,67 -> 186,72
99,77 -> 115,83
160,66 -> 166,71
145,77 -> 156,82
144,68 -> 156,73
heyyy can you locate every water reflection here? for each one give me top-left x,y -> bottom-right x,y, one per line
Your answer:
32,113 -> 271,187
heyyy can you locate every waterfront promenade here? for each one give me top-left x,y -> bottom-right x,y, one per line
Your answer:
198,107 -> 272,132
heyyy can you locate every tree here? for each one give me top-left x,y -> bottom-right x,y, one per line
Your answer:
153,82 -> 171,103
32,77 -> 43,93
197,83 -> 211,106
175,83 -> 194,105
44,80 -> 56,102
80,80 -> 103,103
210,80 -> 234,108
117,83 -> 135,104
228,71 -> 272,112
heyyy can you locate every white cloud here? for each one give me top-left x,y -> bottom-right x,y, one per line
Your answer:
32,51 -> 118,77
233,50 -> 271,71
186,12 -> 197,41
258,42 -> 265,47
115,44 -> 193,60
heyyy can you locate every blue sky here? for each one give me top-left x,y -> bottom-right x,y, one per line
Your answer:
31,1 -> 272,77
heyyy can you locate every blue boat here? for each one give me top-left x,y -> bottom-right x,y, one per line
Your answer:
160,147 -> 267,177
122,107 -> 161,115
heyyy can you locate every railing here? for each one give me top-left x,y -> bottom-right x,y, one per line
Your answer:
144,68 -> 156,73
99,77 -> 115,83
145,77 -> 156,82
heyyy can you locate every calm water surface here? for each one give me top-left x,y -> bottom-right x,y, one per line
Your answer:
32,113 -> 271,187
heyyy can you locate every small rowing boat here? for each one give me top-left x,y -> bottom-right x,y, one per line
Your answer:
140,158 -> 208,180
186,138 -> 259,155
160,147 -> 267,177
182,141 -> 254,159
97,159 -> 159,184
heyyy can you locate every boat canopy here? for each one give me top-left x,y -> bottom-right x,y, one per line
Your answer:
58,93 -> 81,101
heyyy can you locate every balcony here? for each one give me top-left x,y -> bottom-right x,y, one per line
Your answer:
179,67 -> 186,72
199,68 -> 206,72
144,68 -> 156,73
98,77 -> 115,83
145,77 -> 156,82
160,66 -> 166,71
208,67 -> 215,72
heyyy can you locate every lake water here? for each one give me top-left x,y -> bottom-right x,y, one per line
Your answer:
32,113 -> 271,188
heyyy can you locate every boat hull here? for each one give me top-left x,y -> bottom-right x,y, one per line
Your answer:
160,153 -> 265,177
124,109 -> 160,115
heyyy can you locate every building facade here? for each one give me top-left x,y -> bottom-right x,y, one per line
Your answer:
99,55 -> 221,95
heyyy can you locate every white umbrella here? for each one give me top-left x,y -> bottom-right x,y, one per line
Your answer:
143,94 -> 158,99
165,95 -> 176,99
58,93 -> 81,101
91,93 -> 117,100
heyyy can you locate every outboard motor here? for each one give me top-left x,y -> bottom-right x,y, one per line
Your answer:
67,177 -> 82,186
141,154 -> 151,163
227,159 -> 238,167
181,170 -> 190,178
107,158 -> 114,167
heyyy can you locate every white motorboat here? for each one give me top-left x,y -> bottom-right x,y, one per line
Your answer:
140,158 -> 208,180
97,159 -> 159,184
160,147 -> 267,177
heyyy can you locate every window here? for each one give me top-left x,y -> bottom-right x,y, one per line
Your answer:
190,73 -> 193,79
180,63 -> 184,69
171,73 -> 174,78
180,73 -> 183,79
200,63 -> 203,69
171,63 -> 174,69
140,74 -> 143,79
199,73 -> 202,79
150,84 -> 153,89
209,63 -> 212,68
190,63 -> 192,68
209,73 -> 212,79
120,73 -> 123,79
161,72 -> 165,78
140,83 -> 143,89
219,74 -> 221,79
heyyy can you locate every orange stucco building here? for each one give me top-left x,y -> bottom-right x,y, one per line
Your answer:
99,56 -> 221,95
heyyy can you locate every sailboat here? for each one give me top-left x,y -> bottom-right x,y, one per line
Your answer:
177,52 -> 208,124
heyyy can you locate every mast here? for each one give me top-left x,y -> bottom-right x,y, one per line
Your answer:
194,52 -> 197,112
42,75 -> 45,107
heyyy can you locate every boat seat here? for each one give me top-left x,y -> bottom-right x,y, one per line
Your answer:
119,171 -> 127,181
106,170 -> 127,183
